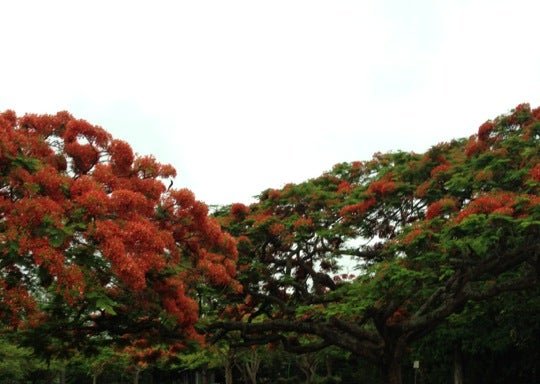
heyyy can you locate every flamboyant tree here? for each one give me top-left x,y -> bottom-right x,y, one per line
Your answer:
210,104 -> 540,384
0,110 -> 239,352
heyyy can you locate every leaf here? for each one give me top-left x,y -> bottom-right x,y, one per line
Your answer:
12,155 -> 41,172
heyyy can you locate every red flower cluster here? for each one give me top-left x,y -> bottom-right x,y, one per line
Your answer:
426,198 -> 458,219
337,180 -> 352,193
402,228 -> 423,245
367,179 -> 396,196
464,136 -> 487,157
0,110 -> 239,335
430,163 -> 452,178
267,189 -> 282,200
415,181 -> 431,198
474,169 -> 494,182
478,121 -> 495,141
293,217 -> 314,230
231,203 -> 250,219
530,164 -> 540,182
456,193 -> 516,222
340,197 -> 376,218
338,173 -> 395,220
269,222 -> 286,236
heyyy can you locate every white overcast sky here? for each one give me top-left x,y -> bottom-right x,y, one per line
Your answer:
1,0 -> 540,205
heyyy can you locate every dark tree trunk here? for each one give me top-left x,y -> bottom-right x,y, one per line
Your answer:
244,349 -> 261,384
202,367 -> 210,384
133,367 -> 141,384
298,354 -> 319,384
384,358 -> 402,384
325,356 -> 333,379
453,344 -> 464,384
223,348 -> 235,384
225,362 -> 233,384
382,337 -> 406,384
59,366 -> 66,384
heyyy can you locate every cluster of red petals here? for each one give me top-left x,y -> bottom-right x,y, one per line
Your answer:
154,277 -> 199,328
464,137 -> 488,157
0,111 -> 239,334
474,169 -> 494,182
386,307 -> 408,326
346,161 -> 363,179
222,294 -> 257,319
402,228 -> 423,245
57,265 -> 86,304
63,119 -> 110,146
337,180 -> 352,193
63,119 -> 111,174
505,103 -> 530,125
123,342 -> 165,367
231,203 -> 250,219
1,286 -> 45,328
221,302 -> 251,320
530,164 -> 540,182
236,235 -> 251,245
251,211 -> 273,226
415,181 -> 431,198
426,198 -> 458,220
477,121 -> 495,141
532,106 -> 540,120
170,188 -> 196,208
267,189 -> 282,200
514,103 -> 530,114
456,193 -> 516,222
340,197 -> 376,218
268,222 -> 286,236
18,111 -> 70,136
134,155 -> 176,179
293,217 -> 314,230
367,179 -> 396,195
109,139 -> 134,175
430,163 -> 451,178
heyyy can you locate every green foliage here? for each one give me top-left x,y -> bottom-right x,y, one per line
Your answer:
413,287 -> 540,383
0,336 -> 46,382
212,103 -> 540,383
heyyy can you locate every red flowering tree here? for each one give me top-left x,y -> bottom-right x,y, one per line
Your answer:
0,111 -> 238,354
210,104 -> 540,384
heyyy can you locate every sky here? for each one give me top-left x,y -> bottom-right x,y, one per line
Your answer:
1,0 -> 540,205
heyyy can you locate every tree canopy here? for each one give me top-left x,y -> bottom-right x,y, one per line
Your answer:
211,103 -> 540,384
1,104 -> 538,384
0,111 -> 239,353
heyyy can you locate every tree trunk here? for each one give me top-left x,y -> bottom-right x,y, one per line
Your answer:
59,366 -> 66,384
385,358 -> 402,384
225,362 -> 234,384
382,339 -> 406,384
298,355 -> 319,384
453,345 -> 464,384
202,367 -> 209,384
244,349 -> 261,384
238,365 -> 249,384
92,373 -> 98,384
325,356 -> 333,378
223,348 -> 235,384
133,367 -> 141,384
245,364 -> 258,384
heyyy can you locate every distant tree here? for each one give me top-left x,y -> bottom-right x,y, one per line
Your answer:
412,286 -> 540,383
210,104 -> 540,384
0,111 -> 239,353
0,335 -> 46,382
